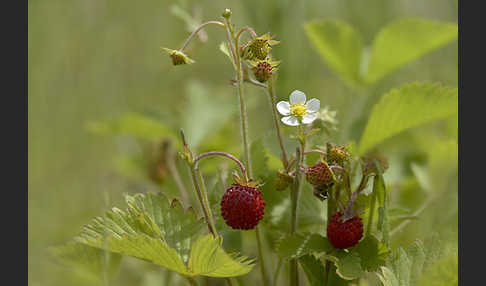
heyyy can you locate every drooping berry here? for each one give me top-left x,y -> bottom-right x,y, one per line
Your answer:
220,184 -> 265,230
305,160 -> 335,187
327,212 -> 363,249
162,48 -> 195,66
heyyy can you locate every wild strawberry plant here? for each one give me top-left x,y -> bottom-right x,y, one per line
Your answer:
51,8 -> 458,286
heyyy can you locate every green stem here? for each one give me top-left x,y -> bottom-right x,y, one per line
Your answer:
188,165 -> 217,236
367,184 -> 377,236
324,185 -> 337,286
267,76 -> 289,168
223,18 -> 268,286
289,147 -> 303,286
255,226 -> 270,286
272,258 -> 283,286
195,167 -> 217,237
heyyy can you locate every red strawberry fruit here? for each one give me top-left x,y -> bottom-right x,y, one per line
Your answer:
221,184 -> 265,230
305,160 -> 335,187
327,212 -> 363,249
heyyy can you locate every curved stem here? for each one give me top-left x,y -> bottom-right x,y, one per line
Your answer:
194,151 -> 248,182
236,26 -> 257,41
180,21 -> 225,51
267,76 -> 289,168
304,149 -> 327,157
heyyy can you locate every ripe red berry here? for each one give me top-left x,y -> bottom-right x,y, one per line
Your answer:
220,184 -> 265,230
327,212 -> 363,249
305,161 -> 334,187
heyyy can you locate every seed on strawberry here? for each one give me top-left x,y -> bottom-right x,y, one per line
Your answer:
327,212 -> 363,249
220,184 -> 265,230
305,160 -> 335,187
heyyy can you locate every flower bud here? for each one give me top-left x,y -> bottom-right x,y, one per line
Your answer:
162,48 -> 195,66
222,8 -> 232,19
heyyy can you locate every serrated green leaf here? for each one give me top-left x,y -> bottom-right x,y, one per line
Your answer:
334,251 -> 365,280
365,18 -> 458,84
275,233 -> 333,260
359,82 -> 458,155
70,192 -> 253,278
86,112 -> 178,142
353,235 -> 390,272
407,241 -> 426,286
188,234 -> 254,277
299,255 -> 326,286
378,266 -> 400,286
305,19 -> 364,88
49,242 -> 122,284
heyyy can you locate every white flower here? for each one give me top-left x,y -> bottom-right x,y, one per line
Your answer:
276,90 -> 320,126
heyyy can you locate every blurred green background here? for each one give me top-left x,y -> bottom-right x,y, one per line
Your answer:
28,0 -> 457,285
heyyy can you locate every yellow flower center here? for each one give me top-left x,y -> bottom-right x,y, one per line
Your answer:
290,103 -> 307,118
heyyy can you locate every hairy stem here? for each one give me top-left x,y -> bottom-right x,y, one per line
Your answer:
289,147 -> 303,286
194,151 -> 248,182
236,26 -> 257,40
195,167 -> 217,236
223,18 -> 268,286
267,76 -> 289,168
367,185 -> 377,236
180,21 -> 225,51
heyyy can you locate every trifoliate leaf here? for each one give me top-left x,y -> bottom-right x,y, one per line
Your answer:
188,234 -> 254,277
359,82 -> 458,155
48,242 -> 122,284
71,192 -> 252,278
305,19 -> 364,88
365,19 -> 458,84
275,233 -> 333,260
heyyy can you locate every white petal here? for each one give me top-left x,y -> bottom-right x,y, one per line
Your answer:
305,98 -> 320,113
276,101 -> 290,116
281,116 -> 299,126
289,90 -> 306,105
302,113 -> 318,124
